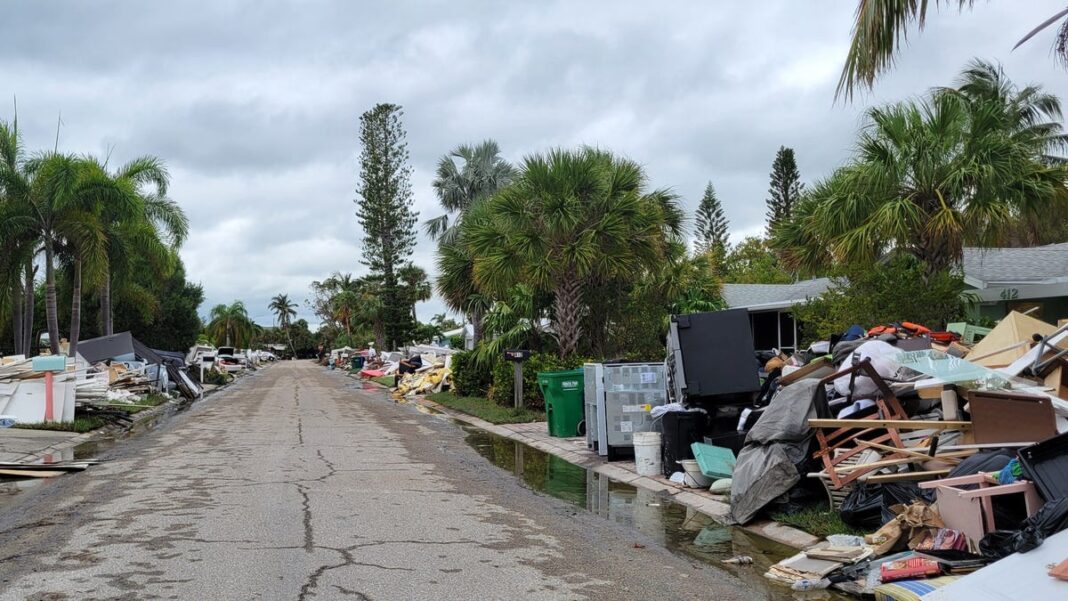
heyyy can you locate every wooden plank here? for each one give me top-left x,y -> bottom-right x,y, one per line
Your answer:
855,439 -> 963,465
0,462 -> 91,471
833,450 -> 976,473
863,469 -> 951,483
808,419 -> 971,430
0,469 -> 66,478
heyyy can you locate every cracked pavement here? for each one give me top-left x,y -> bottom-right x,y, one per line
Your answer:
0,362 -> 766,600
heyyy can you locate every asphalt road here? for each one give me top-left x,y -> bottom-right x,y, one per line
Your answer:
0,361 -> 769,600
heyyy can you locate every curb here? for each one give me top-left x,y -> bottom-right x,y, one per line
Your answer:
394,392 -> 819,551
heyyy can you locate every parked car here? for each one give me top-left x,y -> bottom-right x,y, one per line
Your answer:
215,346 -> 245,373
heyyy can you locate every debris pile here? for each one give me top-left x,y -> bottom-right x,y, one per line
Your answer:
687,309 -> 1068,597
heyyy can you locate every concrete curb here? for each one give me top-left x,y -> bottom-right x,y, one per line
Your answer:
397,393 -> 820,551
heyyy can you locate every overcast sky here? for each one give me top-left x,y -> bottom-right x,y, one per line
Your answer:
4,1 -> 1068,327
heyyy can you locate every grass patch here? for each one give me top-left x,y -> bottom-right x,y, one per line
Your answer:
426,391 -> 545,424
12,416 -> 107,433
113,393 -> 172,414
772,504 -> 868,539
370,375 -> 395,387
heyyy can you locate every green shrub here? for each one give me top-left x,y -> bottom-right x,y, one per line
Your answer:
487,352 -> 586,410
202,368 -> 232,386
450,350 -> 493,397
792,256 -> 967,345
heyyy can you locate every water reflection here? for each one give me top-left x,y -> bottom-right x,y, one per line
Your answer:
463,427 -> 851,601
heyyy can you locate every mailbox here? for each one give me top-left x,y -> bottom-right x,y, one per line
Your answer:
503,349 -> 530,362
31,355 -> 67,373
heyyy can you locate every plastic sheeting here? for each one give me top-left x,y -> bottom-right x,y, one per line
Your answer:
729,379 -> 820,525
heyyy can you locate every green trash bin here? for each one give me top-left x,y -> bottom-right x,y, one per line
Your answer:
537,368 -> 585,438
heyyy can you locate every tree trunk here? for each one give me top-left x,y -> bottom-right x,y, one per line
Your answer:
44,240 -> 61,355
101,263 -> 113,336
68,259 -> 82,358
11,277 -> 24,355
553,279 -> 583,358
470,308 -> 484,347
23,260 -> 35,355
373,319 -> 386,350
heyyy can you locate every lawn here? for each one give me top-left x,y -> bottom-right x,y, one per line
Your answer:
772,504 -> 868,539
425,391 -> 545,424
12,416 -> 107,433
370,375 -> 395,387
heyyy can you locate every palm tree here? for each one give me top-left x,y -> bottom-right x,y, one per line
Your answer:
398,263 -> 431,324
268,293 -> 297,354
206,301 -> 254,348
330,289 -> 360,338
2,151 -> 113,355
471,284 -> 550,367
776,63 -> 1068,275
353,275 -> 387,348
435,228 -> 492,347
269,294 -> 297,329
428,141 -> 514,345
838,1 -> 1068,100
465,147 -> 683,357
97,156 -> 187,336
0,121 -> 38,355
426,140 -> 516,243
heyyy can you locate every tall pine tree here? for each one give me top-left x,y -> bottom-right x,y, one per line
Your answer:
694,181 -> 730,257
765,146 -> 803,236
355,103 -> 418,349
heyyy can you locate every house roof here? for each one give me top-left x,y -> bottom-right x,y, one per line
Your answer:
721,278 -> 833,311
963,243 -> 1068,287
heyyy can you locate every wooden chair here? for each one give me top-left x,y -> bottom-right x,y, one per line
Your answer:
810,358 -> 911,490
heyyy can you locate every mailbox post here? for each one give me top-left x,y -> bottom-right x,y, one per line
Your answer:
31,355 -> 67,423
503,350 -> 530,409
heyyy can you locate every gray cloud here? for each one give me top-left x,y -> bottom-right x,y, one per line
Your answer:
3,0 -> 1067,328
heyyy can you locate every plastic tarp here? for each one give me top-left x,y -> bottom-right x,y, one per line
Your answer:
729,379 -> 819,525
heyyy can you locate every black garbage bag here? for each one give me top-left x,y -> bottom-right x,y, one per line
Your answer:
840,484 -> 884,529
840,482 -> 935,529
979,497 -> 1068,560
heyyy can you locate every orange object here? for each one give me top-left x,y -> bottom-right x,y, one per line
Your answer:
1050,558 -> 1068,581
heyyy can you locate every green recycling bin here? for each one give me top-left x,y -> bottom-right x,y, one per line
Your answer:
537,368 -> 585,438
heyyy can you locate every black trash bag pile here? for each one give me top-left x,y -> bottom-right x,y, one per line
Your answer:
840,482 -> 935,529
979,497 -> 1068,560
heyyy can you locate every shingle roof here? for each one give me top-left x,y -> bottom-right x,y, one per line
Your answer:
963,243 -> 1068,286
721,277 -> 833,310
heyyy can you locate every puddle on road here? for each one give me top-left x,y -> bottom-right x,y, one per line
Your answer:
463,427 -> 851,601
1,395 -> 198,512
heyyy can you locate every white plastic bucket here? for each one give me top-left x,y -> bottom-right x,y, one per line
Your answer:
632,431 -> 662,476
678,459 -> 712,488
